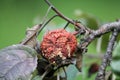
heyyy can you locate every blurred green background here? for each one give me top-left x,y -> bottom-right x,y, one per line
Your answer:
0,0 -> 120,80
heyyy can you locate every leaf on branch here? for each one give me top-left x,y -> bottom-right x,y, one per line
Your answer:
32,75 -> 42,80
112,41 -> 120,59
0,44 -> 37,80
60,65 -> 78,80
111,41 -> 120,76
21,24 -> 41,48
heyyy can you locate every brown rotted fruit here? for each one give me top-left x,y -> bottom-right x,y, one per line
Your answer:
40,29 -> 77,64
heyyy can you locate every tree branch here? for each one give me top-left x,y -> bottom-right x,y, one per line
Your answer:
38,14 -> 58,35
95,29 -> 119,80
78,20 -> 120,49
44,0 -> 91,34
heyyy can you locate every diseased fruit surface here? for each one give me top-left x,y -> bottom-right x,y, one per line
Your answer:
40,29 -> 77,63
